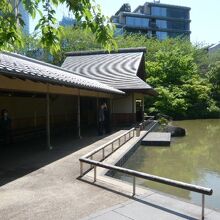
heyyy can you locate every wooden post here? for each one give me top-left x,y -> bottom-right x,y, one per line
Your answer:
77,91 -> 81,139
34,111 -> 37,128
132,93 -> 135,124
96,97 -> 99,128
46,92 -> 52,150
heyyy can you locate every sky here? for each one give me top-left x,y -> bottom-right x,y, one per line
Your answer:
30,0 -> 220,45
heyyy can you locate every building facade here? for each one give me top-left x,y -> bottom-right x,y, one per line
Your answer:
111,2 -> 191,40
59,16 -> 77,27
62,48 -> 156,126
0,48 -> 156,148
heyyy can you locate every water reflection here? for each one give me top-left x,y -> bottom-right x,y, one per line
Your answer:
115,119 -> 220,210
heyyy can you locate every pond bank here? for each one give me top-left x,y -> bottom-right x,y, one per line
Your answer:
115,119 -> 220,210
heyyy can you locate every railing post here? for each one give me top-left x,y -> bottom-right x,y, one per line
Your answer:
112,143 -> 114,153
133,176 -> 136,196
80,161 -> 83,177
94,165 -> 97,182
102,148 -> 105,160
202,194 -> 205,220
90,155 -> 93,169
119,138 -> 121,147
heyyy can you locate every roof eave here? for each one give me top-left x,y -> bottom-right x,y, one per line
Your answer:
0,71 -> 124,95
122,88 -> 158,96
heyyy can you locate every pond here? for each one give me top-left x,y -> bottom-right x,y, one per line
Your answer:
114,119 -> 220,210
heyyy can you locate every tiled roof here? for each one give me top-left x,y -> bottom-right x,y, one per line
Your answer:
62,48 -> 155,93
0,52 -> 124,95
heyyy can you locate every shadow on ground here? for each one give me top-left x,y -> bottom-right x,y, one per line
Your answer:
79,178 -> 198,220
0,131 -> 107,186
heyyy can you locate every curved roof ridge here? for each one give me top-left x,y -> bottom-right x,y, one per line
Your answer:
65,47 -> 147,57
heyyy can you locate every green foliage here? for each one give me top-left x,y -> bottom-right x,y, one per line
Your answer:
52,27 -> 102,65
207,61 -> 220,107
208,49 -> 220,64
208,61 -> 220,90
158,117 -> 169,126
146,46 -> 220,119
0,0 -> 23,50
0,0 -> 116,53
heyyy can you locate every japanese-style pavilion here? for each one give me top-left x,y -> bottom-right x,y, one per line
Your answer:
0,48 -> 155,148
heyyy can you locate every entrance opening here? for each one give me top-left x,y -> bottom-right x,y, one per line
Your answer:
136,99 -> 143,122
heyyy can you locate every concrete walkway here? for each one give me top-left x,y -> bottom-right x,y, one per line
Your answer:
82,192 -> 220,220
0,130 -> 129,220
1,130 -> 220,220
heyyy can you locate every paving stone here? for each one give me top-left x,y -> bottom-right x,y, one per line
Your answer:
85,211 -> 132,220
114,200 -> 189,220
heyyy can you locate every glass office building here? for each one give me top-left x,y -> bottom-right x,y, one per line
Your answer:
111,2 -> 191,40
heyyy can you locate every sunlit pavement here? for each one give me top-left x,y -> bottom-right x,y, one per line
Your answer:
82,192 -> 220,220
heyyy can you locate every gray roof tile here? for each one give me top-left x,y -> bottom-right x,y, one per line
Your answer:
62,50 -> 154,92
0,52 -> 124,95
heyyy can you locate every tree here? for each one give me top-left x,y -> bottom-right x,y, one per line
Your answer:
208,61 -> 220,107
146,48 -> 220,119
0,0 -> 116,53
51,26 -> 102,65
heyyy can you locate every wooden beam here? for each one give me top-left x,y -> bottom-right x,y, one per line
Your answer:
0,75 -> 113,98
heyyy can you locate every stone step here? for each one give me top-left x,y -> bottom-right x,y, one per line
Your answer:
142,132 -> 171,146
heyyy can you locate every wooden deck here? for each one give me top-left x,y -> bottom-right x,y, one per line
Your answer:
141,132 -> 171,146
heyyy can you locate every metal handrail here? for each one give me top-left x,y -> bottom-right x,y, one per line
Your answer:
83,127 -> 135,159
83,119 -> 156,160
80,158 -> 212,196
79,159 -> 212,220
79,119 -> 213,220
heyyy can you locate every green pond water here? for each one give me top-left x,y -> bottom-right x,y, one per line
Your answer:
115,119 -> 220,210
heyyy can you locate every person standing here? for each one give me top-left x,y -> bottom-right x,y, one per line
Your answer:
103,103 -> 111,134
98,104 -> 105,135
0,109 -> 12,146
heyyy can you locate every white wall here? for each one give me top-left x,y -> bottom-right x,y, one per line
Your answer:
134,93 -> 144,112
112,94 -> 133,113
112,92 -> 145,114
